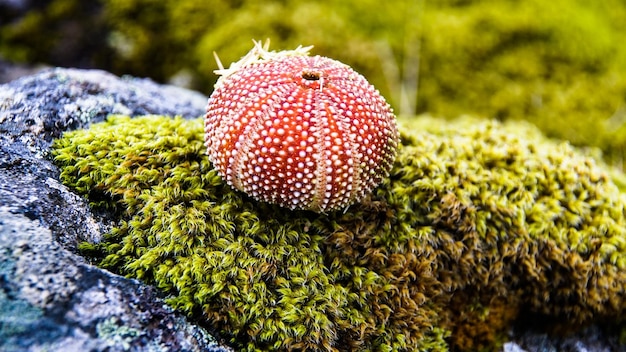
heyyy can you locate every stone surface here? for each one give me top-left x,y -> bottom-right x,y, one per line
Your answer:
0,67 -> 207,250
0,208 -> 229,352
0,68 -> 232,351
504,325 -> 623,352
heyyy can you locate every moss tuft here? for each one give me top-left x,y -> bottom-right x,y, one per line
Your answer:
52,115 -> 626,351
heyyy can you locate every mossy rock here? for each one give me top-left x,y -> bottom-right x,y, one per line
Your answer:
52,114 -> 626,351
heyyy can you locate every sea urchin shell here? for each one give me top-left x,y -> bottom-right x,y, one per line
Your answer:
205,40 -> 399,212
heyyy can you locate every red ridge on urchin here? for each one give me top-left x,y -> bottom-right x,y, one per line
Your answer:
205,40 -> 399,212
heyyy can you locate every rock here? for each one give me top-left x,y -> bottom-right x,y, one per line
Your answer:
504,324 -> 622,352
0,208 -> 229,352
1,67 -> 623,351
0,67 -> 208,250
0,68 -> 232,351
0,67 -> 207,155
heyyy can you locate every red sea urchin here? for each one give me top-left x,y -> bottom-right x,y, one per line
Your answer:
205,40 -> 399,212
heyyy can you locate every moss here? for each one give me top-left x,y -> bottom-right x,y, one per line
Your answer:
52,114 -> 626,351
417,0 -> 626,166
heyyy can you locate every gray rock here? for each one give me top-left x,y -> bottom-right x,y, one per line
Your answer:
0,67 -> 207,155
0,67 -> 208,250
506,325 -> 624,352
0,68 -> 232,351
0,208 -> 229,352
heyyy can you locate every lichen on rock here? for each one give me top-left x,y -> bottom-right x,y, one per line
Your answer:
52,114 -> 626,351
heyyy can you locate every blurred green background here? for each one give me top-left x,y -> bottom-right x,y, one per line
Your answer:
2,0 -> 626,167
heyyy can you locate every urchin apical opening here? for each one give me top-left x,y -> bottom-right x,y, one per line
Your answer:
302,71 -> 321,81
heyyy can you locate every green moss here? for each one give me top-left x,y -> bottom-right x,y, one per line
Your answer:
417,0 -> 626,165
52,114 -> 626,351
